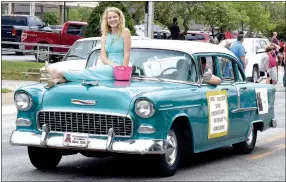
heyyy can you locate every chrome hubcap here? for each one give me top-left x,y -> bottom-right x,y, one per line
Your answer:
246,125 -> 253,145
165,130 -> 177,166
39,48 -> 48,60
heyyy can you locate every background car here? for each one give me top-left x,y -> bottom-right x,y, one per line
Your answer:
219,38 -> 270,82
185,31 -> 215,44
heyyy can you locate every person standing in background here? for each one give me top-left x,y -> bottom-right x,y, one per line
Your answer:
229,31 -> 246,70
271,32 -> 279,45
169,17 -> 180,40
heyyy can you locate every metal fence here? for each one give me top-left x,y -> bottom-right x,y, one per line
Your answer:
1,41 -> 71,63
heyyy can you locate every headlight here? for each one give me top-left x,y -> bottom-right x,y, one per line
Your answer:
14,92 -> 32,111
135,99 -> 155,118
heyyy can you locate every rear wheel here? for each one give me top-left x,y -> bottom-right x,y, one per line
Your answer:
34,45 -> 52,63
252,66 -> 259,83
28,147 -> 62,169
232,124 -> 257,154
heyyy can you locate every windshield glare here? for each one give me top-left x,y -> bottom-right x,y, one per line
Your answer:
63,40 -> 96,61
86,48 -> 198,82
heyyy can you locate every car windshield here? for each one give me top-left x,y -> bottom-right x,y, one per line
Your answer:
63,40 -> 97,61
86,48 -> 198,83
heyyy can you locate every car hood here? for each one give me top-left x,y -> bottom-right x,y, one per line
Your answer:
41,80 -> 184,115
40,59 -> 86,72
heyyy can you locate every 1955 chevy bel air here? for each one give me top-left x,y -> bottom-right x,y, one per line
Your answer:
10,40 -> 277,176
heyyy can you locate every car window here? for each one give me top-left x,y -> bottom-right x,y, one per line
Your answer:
28,17 -> 36,26
259,40 -> 267,49
186,33 -> 198,41
198,56 -> 215,75
196,34 -> 205,40
63,40 -> 95,61
34,17 -> 43,26
86,48 -> 198,82
236,66 -> 244,82
217,56 -> 235,82
255,41 -> 262,52
1,16 -> 27,26
66,24 -> 84,36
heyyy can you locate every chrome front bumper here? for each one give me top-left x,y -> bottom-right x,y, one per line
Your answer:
9,128 -> 166,155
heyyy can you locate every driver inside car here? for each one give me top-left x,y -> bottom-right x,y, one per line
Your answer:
201,57 -> 222,85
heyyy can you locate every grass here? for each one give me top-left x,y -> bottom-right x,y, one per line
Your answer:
2,60 -> 44,81
1,88 -> 12,93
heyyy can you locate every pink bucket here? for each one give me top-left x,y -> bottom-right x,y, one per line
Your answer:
113,66 -> 133,81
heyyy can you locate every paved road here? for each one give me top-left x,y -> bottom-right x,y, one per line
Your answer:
1,91 -> 285,181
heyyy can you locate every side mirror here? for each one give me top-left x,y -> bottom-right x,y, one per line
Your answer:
256,48 -> 264,54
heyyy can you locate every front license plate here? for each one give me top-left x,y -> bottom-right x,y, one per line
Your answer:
63,133 -> 88,148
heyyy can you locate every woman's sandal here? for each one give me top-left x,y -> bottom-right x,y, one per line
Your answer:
46,79 -> 60,88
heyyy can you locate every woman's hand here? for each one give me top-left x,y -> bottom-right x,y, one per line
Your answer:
112,63 -> 120,67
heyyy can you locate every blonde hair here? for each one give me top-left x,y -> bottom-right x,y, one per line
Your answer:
101,7 -> 126,39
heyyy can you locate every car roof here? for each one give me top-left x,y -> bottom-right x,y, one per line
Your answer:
91,39 -> 235,56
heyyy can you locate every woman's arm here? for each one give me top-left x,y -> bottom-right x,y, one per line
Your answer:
100,34 -> 117,66
122,28 -> 131,66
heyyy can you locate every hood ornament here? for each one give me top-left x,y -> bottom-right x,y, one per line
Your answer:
71,99 -> 96,105
82,80 -> 100,86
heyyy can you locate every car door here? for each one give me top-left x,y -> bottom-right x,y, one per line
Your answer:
228,58 -> 253,140
215,55 -> 246,141
195,54 -> 234,149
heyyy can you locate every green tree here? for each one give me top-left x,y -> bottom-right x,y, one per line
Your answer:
42,12 -> 58,25
69,5 -> 93,22
84,2 -> 136,37
261,2 -> 286,40
201,2 -> 245,34
123,1 -> 145,24
234,2 -> 275,36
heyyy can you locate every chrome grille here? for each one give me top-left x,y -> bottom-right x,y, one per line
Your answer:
37,111 -> 133,137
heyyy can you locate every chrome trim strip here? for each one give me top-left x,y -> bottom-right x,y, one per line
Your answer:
9,130 -> 166,155
231,107 -> 258,113
36,110 -> 134,138
158,104 -> 201,111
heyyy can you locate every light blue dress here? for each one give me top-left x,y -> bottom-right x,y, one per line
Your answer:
64,33 -> 124,81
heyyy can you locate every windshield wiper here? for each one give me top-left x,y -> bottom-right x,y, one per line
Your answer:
67,54 -> 85,59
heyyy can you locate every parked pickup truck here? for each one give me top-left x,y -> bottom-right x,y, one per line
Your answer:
21,21 -> 87,62
1,14 -> 51,55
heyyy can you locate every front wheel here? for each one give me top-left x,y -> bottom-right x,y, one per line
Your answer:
154,128 -> 181,176
28,147 -> 62,169
232,124 -> 257,154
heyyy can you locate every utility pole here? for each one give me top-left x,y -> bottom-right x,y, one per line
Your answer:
30,2 -> 35,16
147,2 -> 154,39
8,3 -> 14,14
144,1 -> 154,39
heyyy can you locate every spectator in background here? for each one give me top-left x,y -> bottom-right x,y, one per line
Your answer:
268,44 -> 278,85
256,46 -> 272,83
271,32 -> 279,45
170,17 -> 180,40
229,31 -> 246,70
283,46 -> 286,87
278,39 -> 285,66
225,29 -> 233,39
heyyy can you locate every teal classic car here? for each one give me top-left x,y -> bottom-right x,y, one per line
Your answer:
10,40 -> 277,176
